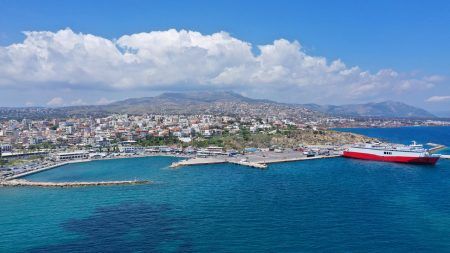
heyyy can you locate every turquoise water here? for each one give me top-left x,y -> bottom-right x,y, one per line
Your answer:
0,127 -> 450,252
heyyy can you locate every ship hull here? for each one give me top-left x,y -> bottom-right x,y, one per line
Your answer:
343,151 -> 439,165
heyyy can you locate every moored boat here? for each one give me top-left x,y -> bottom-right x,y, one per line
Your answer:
343,141 -> 441,165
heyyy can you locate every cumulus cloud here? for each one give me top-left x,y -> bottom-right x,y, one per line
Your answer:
0,28 -> 445,104
426,96 -> 450,102
46,97 -> 64,106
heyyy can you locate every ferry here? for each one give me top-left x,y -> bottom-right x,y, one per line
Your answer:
343,141 -> 441,165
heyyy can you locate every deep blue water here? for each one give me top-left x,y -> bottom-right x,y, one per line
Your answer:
0,127 -> 450,252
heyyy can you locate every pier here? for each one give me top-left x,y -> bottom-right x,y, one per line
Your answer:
0,179 -> 150,188
170,157 -> 227,168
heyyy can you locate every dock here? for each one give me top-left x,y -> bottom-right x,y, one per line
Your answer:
441,155 -> 450,159
0,179 -> 150,188
251,154 -> 341,164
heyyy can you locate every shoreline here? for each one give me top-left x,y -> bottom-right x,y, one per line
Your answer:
3,141 -> 448,182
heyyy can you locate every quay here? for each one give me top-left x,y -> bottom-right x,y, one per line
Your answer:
0,179 -> 150,188
229,160 -> 268,169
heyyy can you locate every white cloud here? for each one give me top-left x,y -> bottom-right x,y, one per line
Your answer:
426,96 -> 450,102
71,98 -> 86,105
0,28 -> 445,104
46,97 -> 64,106
96,97 -> 113,105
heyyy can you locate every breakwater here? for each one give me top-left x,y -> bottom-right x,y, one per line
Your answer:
0,179 -> 150,188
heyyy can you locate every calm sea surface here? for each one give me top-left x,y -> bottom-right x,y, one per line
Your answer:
1,127 -> 450,252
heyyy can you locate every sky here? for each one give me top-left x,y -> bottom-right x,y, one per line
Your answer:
0,0 -> 449,113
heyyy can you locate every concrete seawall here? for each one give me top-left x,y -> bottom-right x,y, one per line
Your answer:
6,160 -> 90,180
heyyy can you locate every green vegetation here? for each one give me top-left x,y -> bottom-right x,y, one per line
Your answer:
240,127 -> 251,141
191,128 -> 374,150
0,155 -> 45,167
28,142 -> 56,150
133,128 -> 375,150
192,136 -> 225,148
137,135 -> 180,146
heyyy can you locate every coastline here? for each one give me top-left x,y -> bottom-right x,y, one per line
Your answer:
3,153 -> 190,180
3,151 -> 343,181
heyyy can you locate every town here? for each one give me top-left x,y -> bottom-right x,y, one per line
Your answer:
0,114 -> 448,178
1,113 -> 449,179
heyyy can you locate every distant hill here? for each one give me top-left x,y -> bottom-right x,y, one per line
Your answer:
0,91 -> 436,119
95,91 -> 317,118
301,101 -> 436,118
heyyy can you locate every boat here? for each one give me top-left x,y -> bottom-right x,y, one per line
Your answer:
343,141 -> 441,165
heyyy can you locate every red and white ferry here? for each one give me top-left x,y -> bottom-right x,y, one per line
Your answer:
343,141 -> 441,165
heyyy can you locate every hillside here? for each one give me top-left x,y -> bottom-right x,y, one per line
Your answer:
301,101 -> 436,118
0,91 -> 436,119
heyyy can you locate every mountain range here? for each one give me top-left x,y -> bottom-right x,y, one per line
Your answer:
301,101 -> 436,118
0,91 -> 436,119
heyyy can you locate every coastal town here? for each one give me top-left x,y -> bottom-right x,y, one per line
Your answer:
1,113 -> 449,181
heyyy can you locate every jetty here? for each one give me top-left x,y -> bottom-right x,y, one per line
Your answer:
428,143 -> 446,153
0,179 -> 150,188
170,157 -> 227,168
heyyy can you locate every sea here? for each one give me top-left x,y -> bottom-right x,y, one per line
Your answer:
0,126 -> 450,252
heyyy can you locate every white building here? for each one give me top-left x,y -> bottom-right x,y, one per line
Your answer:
118,146 -> 145,153
55,151 -> 89,161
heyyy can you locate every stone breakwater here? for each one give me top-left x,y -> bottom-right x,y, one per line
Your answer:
0,179 -> 150,188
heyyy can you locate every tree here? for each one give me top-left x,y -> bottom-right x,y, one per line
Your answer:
0,147 -> 6,166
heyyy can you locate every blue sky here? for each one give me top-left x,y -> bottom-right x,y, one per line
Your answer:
0,0 -> 449,112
